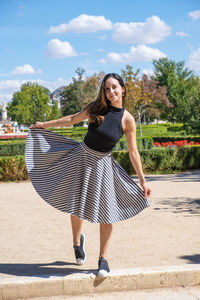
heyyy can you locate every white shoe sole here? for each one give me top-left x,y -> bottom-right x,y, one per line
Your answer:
97,269 -> 110,277
76,258 -> 86,265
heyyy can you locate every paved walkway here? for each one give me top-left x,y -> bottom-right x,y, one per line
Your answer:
0,170 -> 200,278
0,170 -> 200,299
28,286 -> 200,300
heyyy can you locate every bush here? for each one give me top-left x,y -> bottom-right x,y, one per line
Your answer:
113,136 -> 153,151
0,156 -> 28,181
0,133 -> 154,155
113,146 -> 200,175
166,124 -> 184,133
0,141 -> 26,156
0,146 -> 200,181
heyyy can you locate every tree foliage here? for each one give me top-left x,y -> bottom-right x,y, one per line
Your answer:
182,76 -> 200,133
82,71 -> 105,107
50,101 -> 62,120
7,82 -> 51,125
61,69 -> 105,115
152,57 -> 194,122
152,57 -> 200,132
121,65 -> 170,123
61,68 -> 85,116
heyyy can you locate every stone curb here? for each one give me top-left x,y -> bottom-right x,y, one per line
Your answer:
1,264 -> 200,300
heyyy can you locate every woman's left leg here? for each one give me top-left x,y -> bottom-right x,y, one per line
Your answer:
99,223 -> 113,259
98,223 -> 113,276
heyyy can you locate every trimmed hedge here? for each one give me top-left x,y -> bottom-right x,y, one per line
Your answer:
1,135 -> 200,156
113,146 -> 200,175
166,124 -> 184,133
0,146 -> 200,181
0,136 -> 154,156
113,136 -> 154,151
141,146 -> 200,174
0,142 -> 26,156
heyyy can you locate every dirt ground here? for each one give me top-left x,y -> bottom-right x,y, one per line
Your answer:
0,170 -> 200,279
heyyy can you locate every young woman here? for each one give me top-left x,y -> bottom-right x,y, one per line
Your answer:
26,73 -> 151,277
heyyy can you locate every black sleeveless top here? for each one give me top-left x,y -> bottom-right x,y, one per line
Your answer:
84,105 -> 125,152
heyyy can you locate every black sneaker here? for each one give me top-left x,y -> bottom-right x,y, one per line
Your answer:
73,234 -> 86,265
97,257 -> 110,277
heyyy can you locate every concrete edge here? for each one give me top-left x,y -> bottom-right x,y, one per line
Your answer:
1,264 -> 200,299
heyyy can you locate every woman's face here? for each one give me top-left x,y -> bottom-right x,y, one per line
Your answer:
104,77 -> 125,106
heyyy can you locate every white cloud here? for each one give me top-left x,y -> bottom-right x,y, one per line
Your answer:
0,93 -> 13,103
176,31 -> 189,37
112,16 -> 171,44
0,80 -> 22,103
99,45 -> 167,64
47,39 -> 77,59
11,64 -> 42,75
35,78 -> 71,91
0,80 -> 22,90
0,78 -> 69,92
188,48 -> 200,71
48,14 -> 112,34
143,69 -> 154,76
188,10 -> 200,20
80,52 -> 88,56
98,48 -> 105,52
0,77 -> 71,103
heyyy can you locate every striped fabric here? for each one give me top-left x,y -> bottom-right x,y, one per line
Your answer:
25,128 -> 150,224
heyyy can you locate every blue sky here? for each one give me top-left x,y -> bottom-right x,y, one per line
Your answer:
0,0 -> 200,104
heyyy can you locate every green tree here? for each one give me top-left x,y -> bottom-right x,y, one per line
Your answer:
7,82 -> 51,125
141,74 -> 172,122
121,65 -> 170,135
181,76 -> 200,133
152,57 -> 194,123
61,68 -> 85,115
82,71 -> 106,106
50,101 -> 62,120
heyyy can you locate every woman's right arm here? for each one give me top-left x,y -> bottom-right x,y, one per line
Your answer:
31,108 -> 89,129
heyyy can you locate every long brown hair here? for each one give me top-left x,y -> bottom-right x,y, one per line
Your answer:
86,73 -> 126,124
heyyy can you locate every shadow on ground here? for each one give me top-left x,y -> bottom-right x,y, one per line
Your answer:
179,254 -> 200,264
0,261 -> 96,278
153,197 -> 200,216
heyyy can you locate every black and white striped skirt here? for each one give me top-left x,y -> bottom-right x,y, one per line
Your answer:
25,128 -> 150,224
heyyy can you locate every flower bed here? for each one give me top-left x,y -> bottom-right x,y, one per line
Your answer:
0,135 -> 27,140
153,140 -> 200,148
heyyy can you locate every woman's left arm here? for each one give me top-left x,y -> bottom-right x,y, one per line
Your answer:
123,111 -> 151,198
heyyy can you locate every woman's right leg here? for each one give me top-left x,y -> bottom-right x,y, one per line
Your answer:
70,215 -> 83,246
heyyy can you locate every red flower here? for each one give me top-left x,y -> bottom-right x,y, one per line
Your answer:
0,135 -> 27,139
153,139 -> 199,148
